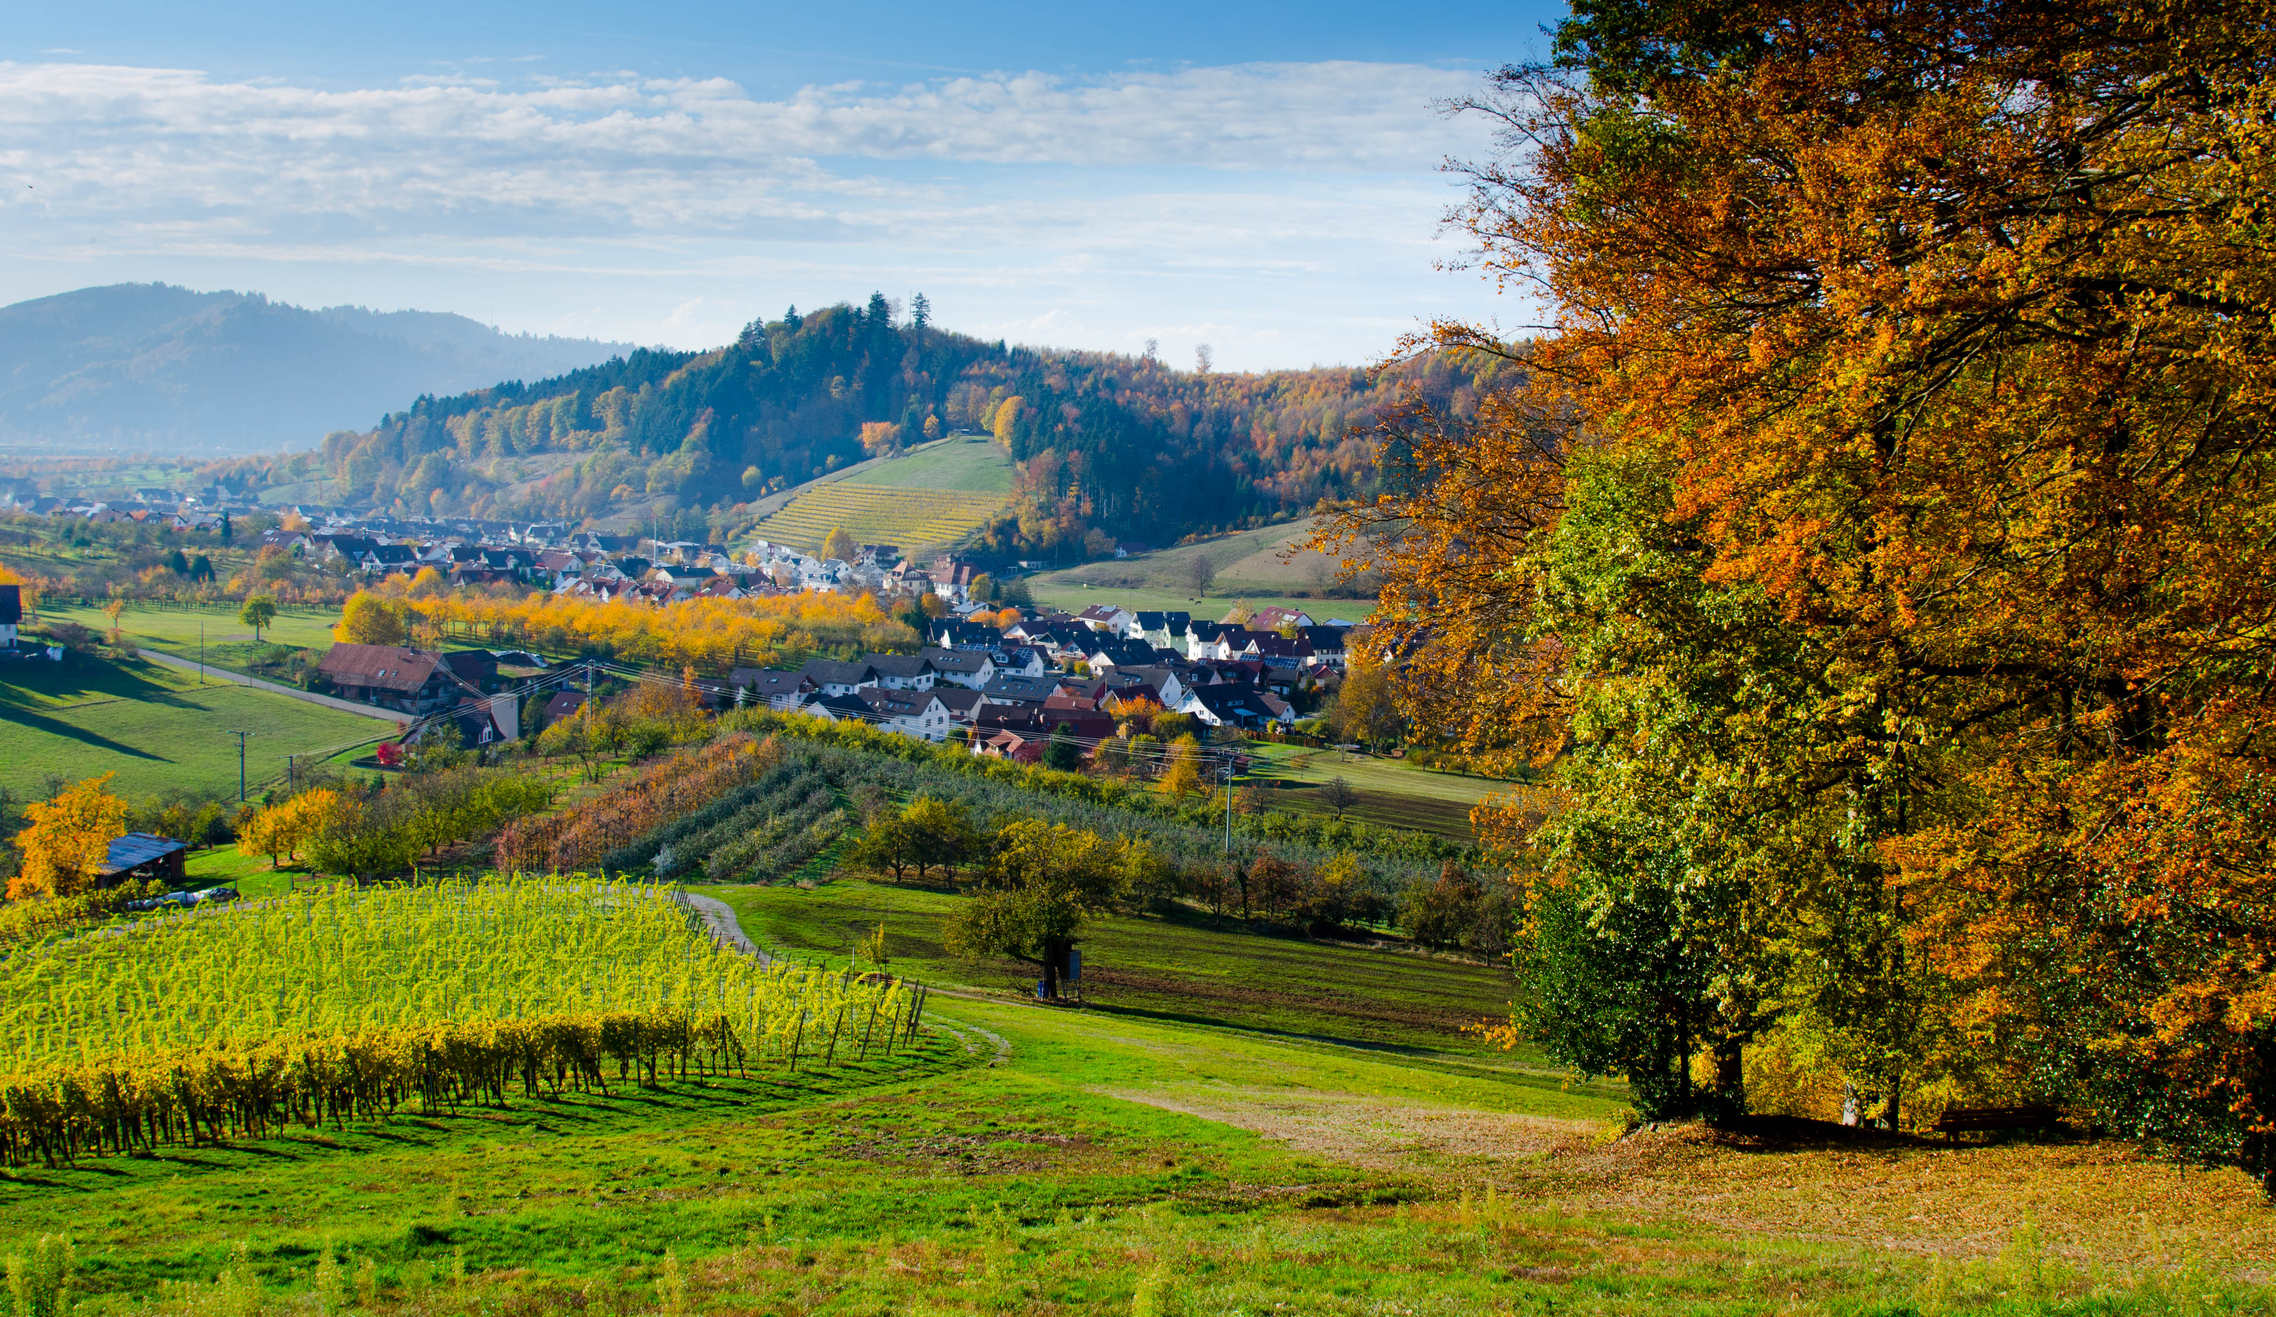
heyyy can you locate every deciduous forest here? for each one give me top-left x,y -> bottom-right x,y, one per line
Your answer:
207,297 -> 1505,553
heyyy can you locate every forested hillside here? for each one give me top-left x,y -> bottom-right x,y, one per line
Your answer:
235,294 -> 1499,551
0,284 -> 635,456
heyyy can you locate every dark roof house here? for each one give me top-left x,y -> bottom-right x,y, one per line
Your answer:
99,833 -> 187,886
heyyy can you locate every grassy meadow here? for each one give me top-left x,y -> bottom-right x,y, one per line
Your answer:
840,434 -> 1013,493
39,600 -> 342,674
1237,741 -> 1522,841
5,892 -> 2268,1314
1026,519 -> 1377,623
0,648 -> 379,798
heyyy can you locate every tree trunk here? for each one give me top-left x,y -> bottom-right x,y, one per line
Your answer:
1713,1038 -> 1745,1120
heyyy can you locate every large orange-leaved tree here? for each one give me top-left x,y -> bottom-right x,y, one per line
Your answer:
1329,0 -> 2276,1186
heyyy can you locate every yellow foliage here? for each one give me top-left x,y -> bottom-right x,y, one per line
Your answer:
337,581 -> 910,673
9,775 -> 128,901
336,593 -> 409,646
237,789 -> 346,869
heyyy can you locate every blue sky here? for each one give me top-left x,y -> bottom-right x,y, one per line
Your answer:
1,1 -> 1567,368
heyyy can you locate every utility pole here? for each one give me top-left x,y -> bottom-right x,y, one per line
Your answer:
1219,752 -> 1235,854
198,620 -> 205,685
227,729 -> 252,803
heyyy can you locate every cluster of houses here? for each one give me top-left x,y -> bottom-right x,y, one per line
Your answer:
308,598 -> 1358,762
0,479 -> 239,533
709,603 -> 1356,762
0,485 -> 979,610
6,484 -> 1365,763
270,522 -> 982,608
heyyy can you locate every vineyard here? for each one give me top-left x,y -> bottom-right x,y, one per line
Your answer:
494,733 -> 849,882
0,877 -> 923,1166
751,481 -> 1004,554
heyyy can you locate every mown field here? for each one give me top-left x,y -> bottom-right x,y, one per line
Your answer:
1240,741 -> 1522,841
0,650 -> 381,797
841,435 -> 1013,493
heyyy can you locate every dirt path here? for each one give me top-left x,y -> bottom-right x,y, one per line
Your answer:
683,894 -> 1002,1064
680,893 -> 773,965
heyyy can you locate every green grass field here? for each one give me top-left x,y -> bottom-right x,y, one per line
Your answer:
1027,519 -> 1378,623
1026,581 -> 1369,627
1238,741 -> 1522,840
693,876 -> 1519,1053
7,877 -> 2268,1314
39,601 -> 342,661
0,650 -> 381,798
841,434 -> 1013,493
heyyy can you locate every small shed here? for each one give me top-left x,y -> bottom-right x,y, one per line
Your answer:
100,833 -> 188,886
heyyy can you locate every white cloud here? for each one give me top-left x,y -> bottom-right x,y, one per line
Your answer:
0,58 -> 1509,368
0,60 -> 1483,229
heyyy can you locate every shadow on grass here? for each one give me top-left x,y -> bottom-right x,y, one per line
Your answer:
0,704 -> 173,760
1064,996 -> 1490,1062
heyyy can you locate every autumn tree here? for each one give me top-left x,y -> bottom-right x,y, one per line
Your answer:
238,789 -> 345,870
859,422 -> 902,460
1327,662 -> 1404,750
1159,734 -> 1207,797
1331,0 -> 2276,1173
9,774 -> 128,900
822,527 -> 860,564
943,819 -> 1122,998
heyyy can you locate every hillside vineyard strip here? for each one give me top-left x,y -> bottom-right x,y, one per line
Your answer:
755,483 -> 1002,553
2,879 -> 900,1066
0,878 -> 922,1165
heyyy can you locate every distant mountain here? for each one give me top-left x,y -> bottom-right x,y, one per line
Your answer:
0,284 -> 639,456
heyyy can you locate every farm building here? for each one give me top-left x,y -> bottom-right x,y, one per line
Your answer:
318,644 -> 494,713
99,833 -> 187,886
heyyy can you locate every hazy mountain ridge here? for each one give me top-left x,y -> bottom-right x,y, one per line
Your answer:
0,284 -> 639,456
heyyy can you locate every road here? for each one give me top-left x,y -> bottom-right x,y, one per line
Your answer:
136,648 -> 405,723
